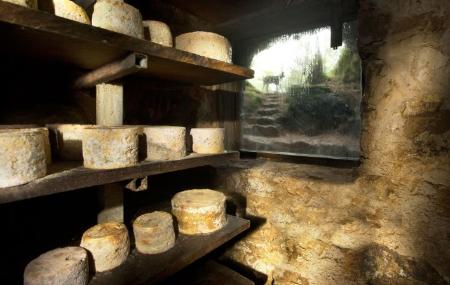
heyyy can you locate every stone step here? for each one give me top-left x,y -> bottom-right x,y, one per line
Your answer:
257,108 -> 278,116
250,125 -> 280,137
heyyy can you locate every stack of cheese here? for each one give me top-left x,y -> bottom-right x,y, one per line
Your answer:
172,189 -> 227,235
0,127 -> 48,187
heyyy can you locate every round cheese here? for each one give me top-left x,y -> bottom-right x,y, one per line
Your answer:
0,126 -> 51,165
175,32 -> 232,63
133,211 -> 176,254
171,189 -> 227,235
190,128 -> 225,154
3,0 -> 37,9
46,124 -> 94,161
24,247 -> 89,285
0,129 -> 46,187
80,222 -> 129,272
142,20 -> 172,47
82,126 -> 139,169
53,0 -> 90,24
143,126 -> 186,161
92,0 -> 144,39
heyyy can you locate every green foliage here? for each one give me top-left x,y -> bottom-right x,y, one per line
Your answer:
333,48 -> 361,84
279,85 -> 354,135
243,82 -> 263,112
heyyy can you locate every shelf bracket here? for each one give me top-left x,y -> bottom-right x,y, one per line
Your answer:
125,176 -> 149,192
74,52 -> 148,89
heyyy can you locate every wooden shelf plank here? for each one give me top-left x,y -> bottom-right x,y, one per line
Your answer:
0,2 -> 253,85
0,152 -> 239,205
89,215 -> 250,285
162,260 -> 255,285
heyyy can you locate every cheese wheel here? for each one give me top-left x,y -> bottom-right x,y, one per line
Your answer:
171,189 -> 227,235
0,126 -> 51,165
24,247 -> 89,285
175,32 -> 232,63
0,129 -> 46,188
80,222 -> 130,272
143,126 -> 186,161
82,126 -> 139,169
142,20 -> 173,47
46,124 -> 94,161
53,0 -> 90,24
3,0 -> 37,9
190,128 -> 225,154
133,211 -> 176,254
92,0 -> 144,39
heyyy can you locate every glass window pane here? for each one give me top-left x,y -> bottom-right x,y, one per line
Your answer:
240,21 -> 361,160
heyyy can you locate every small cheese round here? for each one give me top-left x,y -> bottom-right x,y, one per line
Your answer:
172,189 -> 227,235
190,128 -> 225,154
3,0 -> 37,9
0,126 -> 51,165
0,129 -> 46,187
133,211 -> 176,254
175,32 -> 232,63
92,0 -> 144,39
24,247 -> 89,285
82,126 -> 139,169
142,20 -> 173,47
80,222 -> 130,272
143,126 -> 186,161
53,0 -> 90,24
46,124 -> 94,161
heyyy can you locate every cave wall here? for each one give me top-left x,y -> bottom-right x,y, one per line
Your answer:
215,1 -> 450,284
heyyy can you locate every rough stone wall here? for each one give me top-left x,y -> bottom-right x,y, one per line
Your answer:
215,1 -> 450,284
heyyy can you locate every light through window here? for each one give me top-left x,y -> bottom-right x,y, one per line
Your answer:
241,21 -> 361,160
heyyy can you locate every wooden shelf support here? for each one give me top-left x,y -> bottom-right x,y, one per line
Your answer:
74,53 -> 148,89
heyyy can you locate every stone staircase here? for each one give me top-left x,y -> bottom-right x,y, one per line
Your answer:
241,93 -> 360,159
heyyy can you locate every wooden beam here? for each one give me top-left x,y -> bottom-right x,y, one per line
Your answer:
74,53 -> 148,89
0,152 -> 239,205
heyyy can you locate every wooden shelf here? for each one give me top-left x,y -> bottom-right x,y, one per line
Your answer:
89,215 -> 250,285
0,152 -> 239,205
0,2 -> 253,85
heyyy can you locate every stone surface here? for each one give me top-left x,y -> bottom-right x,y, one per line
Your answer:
92,0 -> 144,39
133,211 -> 175,254
143,126 -> 186,161
80,222 -> 130,272
143,20 -> 173,47
24,246 -> 89,285
215,1 -> 450,283
172,189 -> 227,235
53,0 -> 90,24
190,128 -> 225,154
175,32 -> 232,63
0,129 -> 46,187
82,126 -> 139,169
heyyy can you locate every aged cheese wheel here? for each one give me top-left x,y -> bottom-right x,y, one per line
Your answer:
24,247 -> 89,285
92,0 -> 144,39
142,20 -> 173,47
0,129 -> 46,188
3,0 -> 37,8
133,211 -> 176,254
143,126 -> 186,161
171,189 -> 227,235
82,126 -> 139,169
47,124 -> 94,161
53,0 -> 90,24
0,126 -> 51,165
80,222 -> 130,272
175,32 -> 232,63
190,128 -> 225,154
